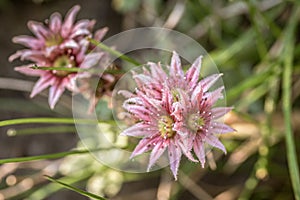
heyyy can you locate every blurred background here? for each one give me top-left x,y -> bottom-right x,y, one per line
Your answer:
0,0 -> 300,199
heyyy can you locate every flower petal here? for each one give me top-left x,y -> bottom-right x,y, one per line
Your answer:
168,141 -> 182,180
209,122 -> 235,134
130,136 -> 158,158
204,86 -> 224,105
170,51 -> 184,80
61,5 -> 81,38
49,12 -> 62,33
185,55 -> 202,89
12,35 -> 43,49
148,62 -> 167,83
28,21 -> 49,39
199,73 -> 223,92
205,135 -> 226,154
94,27 -> 109,41
49,79 -> 66,109
15,65 -> 45,77
30,73 -> 55,97
211,107 -> 233,119
69,28 -> 91,38
80,52 -> 104,69
147,140 -> 167,171
193,138 -> 206,167
120,123 -> 156,137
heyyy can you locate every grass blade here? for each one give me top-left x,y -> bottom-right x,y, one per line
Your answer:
0,117 -> 97,127
282,6 -> 300,200
44,175 -> 107,200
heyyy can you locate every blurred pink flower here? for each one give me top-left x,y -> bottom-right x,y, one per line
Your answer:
9,5 -> 108,109
120,51 -> 234,179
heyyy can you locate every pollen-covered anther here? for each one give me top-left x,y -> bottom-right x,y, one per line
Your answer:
158,115 -> 175,139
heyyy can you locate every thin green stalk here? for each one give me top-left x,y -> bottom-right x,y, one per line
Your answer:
6,126 -> 76,136
31,65 -> 125,75
88,38 -> 141,66
45,176 -> 107,200
282,6 -> 300,200
31,64 -> 86,72
24,172 -> 93,200
0,149 -> 92,164
247,0 -> 268,59
0,117 -> 97,127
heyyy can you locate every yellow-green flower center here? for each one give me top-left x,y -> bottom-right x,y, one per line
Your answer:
52,55 -> 76,77
187,113 -> 205,132
158,115 -> 175,139
45,34 -> 63,47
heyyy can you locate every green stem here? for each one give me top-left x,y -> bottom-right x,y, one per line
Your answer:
45,176 -> 107,200
31,65 -> 125,75
282,7 -> 300,200
0,118 -> 97,127
88,38 -> 141,66
0,150 -> 85,164
0,148 -> 103,164
7,125 -> 76,136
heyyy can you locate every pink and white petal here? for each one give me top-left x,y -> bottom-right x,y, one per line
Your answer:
69,28 -> 91,38
176,139 -> 197,162
76,40 -> 89,63
12,35 -> 43,49
204,86 -> 224,105
205,135 -> 226,154
28,21 -> 49,39
191,84 -> 203,106
15,65 -> 45,77
9,50 -> 26,62
120,123 -> 156,137
168,141 -> 182,180
80,52 -> 104,69
147,140 -> 167,172
185,55 -> 202,89
211,107 -> 233,119
171,102 -> 183,121
133,74 -> 157,86
170,51 -> 184,80
94,27 -> 109,41
48,79 -> 66,109
30,73 -> 55,97
193,138 -> 206,167
61,5 -> 81,38
49,12 -> 62,33
148,62 -> 166,82
130,136 -> 158,158
73,19 -> 94,31
60,39 -> 79,49
13,49 -> 46,63
209,122 -> 235,134
199,73 -> 223,92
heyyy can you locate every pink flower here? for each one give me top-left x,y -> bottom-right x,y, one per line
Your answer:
9,5 -> 108,109
120,51 -> 234,179
119,88 -> 197,180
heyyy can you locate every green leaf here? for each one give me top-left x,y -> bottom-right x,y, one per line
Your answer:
44,175 -> 107,200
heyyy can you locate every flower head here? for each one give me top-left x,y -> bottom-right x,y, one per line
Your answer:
9,5 -> 108,109
120,51 -> 234,179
